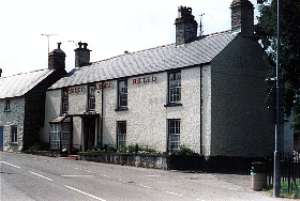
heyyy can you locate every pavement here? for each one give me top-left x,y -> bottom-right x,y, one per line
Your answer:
0,152 -> 295,201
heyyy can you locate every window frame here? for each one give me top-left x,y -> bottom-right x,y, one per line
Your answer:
166,70 -> 182,107
116,121 -> 126,150
61,88 -> 69,114
11,125 -> 18,144
167,119 -> 181,153
87,84 -> 96,111
4,99 -> 11,112
116,79 -> 128,111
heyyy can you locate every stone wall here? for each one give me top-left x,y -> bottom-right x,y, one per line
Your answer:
0,97 -> 25,152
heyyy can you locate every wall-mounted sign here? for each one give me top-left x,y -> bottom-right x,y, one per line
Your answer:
132,76 -> 157,85
96,81 -> 113,90
68,86 -> 86,95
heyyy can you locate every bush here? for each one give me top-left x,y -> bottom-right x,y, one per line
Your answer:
172,145 -> 196,156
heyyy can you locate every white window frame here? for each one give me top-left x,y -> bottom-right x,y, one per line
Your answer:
167,119 -> 181,153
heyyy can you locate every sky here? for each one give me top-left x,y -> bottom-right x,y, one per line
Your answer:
0,0 -> 257,77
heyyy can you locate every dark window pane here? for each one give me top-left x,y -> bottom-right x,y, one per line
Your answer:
168,71 -> 181,104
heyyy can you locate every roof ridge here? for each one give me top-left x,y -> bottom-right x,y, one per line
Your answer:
84,30 -> 233,68
0,68 -> 48,80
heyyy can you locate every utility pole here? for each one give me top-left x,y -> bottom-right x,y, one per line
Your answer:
273,0 -> 281,197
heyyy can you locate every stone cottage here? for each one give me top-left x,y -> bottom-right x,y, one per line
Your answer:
0,44 -> 66,152
42,0 -> 274,157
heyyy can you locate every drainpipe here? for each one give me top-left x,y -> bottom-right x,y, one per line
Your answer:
100,81 -> 104,148
200,65 -> 203,155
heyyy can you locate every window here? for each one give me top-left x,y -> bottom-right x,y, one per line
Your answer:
116,121 -> 126,150
88,85 -> 96,111
4,99 -> 11,111
168,71 -> 181,105
50,124 -> 60,150
61,88 -> 69,114
167,119 -> 181,153
11,125 -> 17,143
117,79 -> 128,109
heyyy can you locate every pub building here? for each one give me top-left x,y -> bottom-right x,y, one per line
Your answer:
41,0 -> 277,157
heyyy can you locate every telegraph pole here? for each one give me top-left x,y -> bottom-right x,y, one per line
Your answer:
273,0 -> 281,197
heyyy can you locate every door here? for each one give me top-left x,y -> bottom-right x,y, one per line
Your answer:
0,126 -> 3,151
83,117 -> 96,151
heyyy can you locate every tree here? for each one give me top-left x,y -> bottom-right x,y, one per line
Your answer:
255,0 -> 300,115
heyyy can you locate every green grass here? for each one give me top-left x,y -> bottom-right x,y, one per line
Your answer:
280,180 -> 300,199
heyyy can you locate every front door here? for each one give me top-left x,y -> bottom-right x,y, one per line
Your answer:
83,117 -> 96,151
0,126 -> 3,151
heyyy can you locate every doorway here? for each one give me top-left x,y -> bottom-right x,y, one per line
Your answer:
83,117 -> 96,151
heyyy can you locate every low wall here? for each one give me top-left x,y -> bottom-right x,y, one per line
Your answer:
79,153 -> 168,170
79,152 -> 265,173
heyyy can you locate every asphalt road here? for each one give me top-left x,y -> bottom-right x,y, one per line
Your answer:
0,152 -> 285,201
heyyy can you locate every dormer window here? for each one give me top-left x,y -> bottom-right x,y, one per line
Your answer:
4,99 -> 11,111
88,85 -> 96,111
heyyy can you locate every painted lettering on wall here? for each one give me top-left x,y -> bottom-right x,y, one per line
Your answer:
132,76 -> 157,85
96,81 -> 113,90
68,86 -> 86,95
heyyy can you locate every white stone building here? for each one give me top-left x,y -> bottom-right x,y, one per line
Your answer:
42,0 -> 274,157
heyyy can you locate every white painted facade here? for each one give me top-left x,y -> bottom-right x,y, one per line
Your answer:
43,66 -> 208,154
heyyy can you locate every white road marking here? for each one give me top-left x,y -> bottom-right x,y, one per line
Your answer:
29,171 -> 53,182
139,184 -> 153,189
84,170 -> 96,173
0,161 -> 21,169
145,174 -> 160,177
166,191 -> 183,197
61,174 -> 92,178
64,185 -> 107,201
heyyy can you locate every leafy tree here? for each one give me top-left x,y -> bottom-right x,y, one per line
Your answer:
255,0 -> 300,115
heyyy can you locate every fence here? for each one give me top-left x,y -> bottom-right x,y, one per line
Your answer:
266,151 -> 300,193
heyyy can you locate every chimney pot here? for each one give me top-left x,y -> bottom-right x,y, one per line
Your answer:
230,0 -> 254,36
48,43 -> 66,70
75,42 -> 91,67
175,6 -> 198,45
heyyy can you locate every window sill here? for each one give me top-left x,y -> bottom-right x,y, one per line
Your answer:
115,107 -> 128,112
164,103 -> 182,107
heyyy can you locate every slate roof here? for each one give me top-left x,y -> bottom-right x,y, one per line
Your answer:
0,69 -> 54,99
50,31 -> 238,90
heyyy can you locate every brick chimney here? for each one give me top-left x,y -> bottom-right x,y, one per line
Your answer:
48,42 -> 66,70
230,0 -> 254,36
175,6 -> 198,45
75,42 -> 91,67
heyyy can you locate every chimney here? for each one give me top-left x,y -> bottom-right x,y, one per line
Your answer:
75,42 -> 91,67
230,0 -> 254,36
0,68 -> 2,77
175,6 -> 198,45
48,42 -> 66,70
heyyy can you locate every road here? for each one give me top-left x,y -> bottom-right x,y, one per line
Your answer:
0,152 -> 285,201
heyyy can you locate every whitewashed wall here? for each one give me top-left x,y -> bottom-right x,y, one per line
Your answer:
43,66 -> 207,154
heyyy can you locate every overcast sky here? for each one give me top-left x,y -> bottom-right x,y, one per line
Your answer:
0,0 -> 257,77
